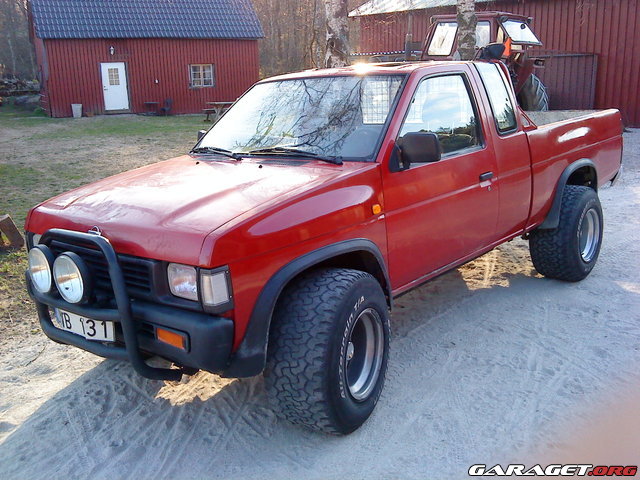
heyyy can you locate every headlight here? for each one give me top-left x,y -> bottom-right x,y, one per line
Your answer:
28,246 -> 54,294
53,252 -> 91,304
167,263 -> 198,301
201,269 -> 231,308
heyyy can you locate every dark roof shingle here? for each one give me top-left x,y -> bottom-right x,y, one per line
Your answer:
31,0 -> 264,40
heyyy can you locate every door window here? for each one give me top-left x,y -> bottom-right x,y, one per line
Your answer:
108,68 -> 120,86
475,63 -> 517,133
399,74 -> 480,156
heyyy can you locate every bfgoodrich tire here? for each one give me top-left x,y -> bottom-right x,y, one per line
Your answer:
264,268 -> 390,435
529,185 -> 603,282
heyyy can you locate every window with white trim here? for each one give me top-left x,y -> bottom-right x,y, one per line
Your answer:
189,64 -> 215,87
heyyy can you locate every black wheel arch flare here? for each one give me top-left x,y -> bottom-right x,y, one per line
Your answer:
538,158 -> 598,230
222,239 -> 391,378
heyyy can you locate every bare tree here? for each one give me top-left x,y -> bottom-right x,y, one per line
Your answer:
456,0 -> 477,61
324,0 -> 349,68
0,0 -> 36,78
248,0 -> 362,77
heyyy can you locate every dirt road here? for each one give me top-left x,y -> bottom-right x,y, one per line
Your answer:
0,131 -> 638,479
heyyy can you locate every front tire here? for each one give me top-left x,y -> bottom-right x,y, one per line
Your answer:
529,185 -> 603,282
264,268 -> 390,435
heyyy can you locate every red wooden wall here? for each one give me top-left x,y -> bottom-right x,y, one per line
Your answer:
355,0 -> 640,126
39,38 -> 259,117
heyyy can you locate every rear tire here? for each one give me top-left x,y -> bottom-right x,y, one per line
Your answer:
529,185 -> 603,282
517,74 -> 549,111
264,268 -> 390,435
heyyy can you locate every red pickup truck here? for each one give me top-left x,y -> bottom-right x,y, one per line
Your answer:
25,60 -> 622,434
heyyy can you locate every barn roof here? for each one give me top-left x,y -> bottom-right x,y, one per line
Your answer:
30,0 -> 264,40
349,0 -> 493,17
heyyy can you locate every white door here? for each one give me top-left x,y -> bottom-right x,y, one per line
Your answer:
100,62 -> 130,111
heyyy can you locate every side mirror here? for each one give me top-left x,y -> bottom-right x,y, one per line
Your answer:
391,132 -> 441,171
197,129 -> 207,142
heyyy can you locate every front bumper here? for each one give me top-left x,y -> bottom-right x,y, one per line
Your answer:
28,229 -> 234,381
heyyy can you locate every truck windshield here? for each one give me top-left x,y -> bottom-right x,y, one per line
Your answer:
198,75 -> 405,161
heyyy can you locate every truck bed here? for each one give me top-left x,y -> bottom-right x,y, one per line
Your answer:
524,108 -> 623,228
525,110 -> 600,126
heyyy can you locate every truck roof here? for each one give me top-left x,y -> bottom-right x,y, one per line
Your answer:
261,61 -> 471,82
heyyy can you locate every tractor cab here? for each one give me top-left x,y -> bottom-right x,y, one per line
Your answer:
422,12 -> 548,110
422,12 -> 542,59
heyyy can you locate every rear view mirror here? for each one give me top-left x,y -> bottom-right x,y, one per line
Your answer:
197,130 -> 207,142
392,132 -> 441,171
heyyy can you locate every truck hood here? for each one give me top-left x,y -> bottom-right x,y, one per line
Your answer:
27,155 -> 353,265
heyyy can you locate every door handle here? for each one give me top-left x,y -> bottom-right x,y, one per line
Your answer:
479,171 -> 494,182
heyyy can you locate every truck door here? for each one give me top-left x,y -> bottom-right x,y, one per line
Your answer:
382,70 -> 499,290
474,62 -> 532,239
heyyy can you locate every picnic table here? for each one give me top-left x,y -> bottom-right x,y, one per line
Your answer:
203,101 -> 234,122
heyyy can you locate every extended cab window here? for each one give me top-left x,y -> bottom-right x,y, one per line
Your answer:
399,75 -> 480,155
475,63 -> 517,133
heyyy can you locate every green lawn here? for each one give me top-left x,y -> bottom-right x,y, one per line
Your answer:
0,102 -> 206,331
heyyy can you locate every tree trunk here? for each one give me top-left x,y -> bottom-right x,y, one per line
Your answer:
456,0 -> 477,61
312,0 -> 325,68
324,0 -> 350,68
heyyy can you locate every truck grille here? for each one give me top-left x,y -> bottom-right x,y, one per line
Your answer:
49,239 -> 153,297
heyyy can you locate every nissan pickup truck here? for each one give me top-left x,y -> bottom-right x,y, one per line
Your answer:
25,59 -> 623,435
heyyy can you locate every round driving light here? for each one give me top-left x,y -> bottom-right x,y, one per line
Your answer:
53,252 -> 92,304
28,245 -> 54,294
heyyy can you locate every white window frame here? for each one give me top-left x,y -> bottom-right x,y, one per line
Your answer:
189,64 -> 215,88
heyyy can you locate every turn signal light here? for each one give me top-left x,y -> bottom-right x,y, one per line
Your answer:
156,327 -> 186,350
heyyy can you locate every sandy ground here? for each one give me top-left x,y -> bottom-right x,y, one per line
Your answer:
0,130 -> 639,479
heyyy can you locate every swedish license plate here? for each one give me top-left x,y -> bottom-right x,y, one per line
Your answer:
54,309 -> 115,342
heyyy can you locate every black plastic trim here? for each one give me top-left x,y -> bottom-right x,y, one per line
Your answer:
538,159 -> 597,230
222,239 -> 390,378
28,272 -> 235,375
34,229 -> 184,380
199,265 -> 235,314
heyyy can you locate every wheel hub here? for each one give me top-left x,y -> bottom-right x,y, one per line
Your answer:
345,308 -> 384,401
578,207 -> 601,262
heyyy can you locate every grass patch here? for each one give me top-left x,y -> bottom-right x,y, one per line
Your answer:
1,106 -> 202,329
0,248 -> 34,328
32,114 -> 204,140
0,161 -> 94,228
0,100 -> 53,128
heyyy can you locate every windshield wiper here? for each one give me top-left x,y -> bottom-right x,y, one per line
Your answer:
190,146 -> 242,160
248,146 -> 343,165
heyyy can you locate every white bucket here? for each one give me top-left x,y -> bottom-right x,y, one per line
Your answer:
71,104 -> 82,118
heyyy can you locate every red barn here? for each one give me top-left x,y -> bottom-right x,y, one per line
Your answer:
350,0 -> 640,126
29,0 -> 263,117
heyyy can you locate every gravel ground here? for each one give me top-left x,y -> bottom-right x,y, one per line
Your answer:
0,129 -> 638,480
